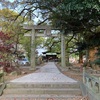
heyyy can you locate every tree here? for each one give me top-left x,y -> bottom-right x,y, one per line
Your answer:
1,1 -> 100,37
1,0 -> 100,65
0,31 -> 15,73
43,37 -> 61,53
0,8 -> 30,57
20,35 -> 45,59
76,26 -> 100,63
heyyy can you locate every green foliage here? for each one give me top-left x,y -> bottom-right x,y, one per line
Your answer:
0,8 -> 31,56
1,0 -> 100,62
94,58 -> 100,65
51,0 -> 100,33
44,37 -> 61,53
20,35 -> 45,58
1,1 -> 100,34
87,33 -> 100,47
76,41 -> 87,51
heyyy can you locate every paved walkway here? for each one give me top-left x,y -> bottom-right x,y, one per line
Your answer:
11,62 -> 77,83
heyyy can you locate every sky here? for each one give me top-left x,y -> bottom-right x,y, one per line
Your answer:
37,48 -> 47,55
8,0 -> 15,2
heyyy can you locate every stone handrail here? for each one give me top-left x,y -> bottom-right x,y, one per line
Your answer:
83,70 -> 100,93
0,68 -> 4,83
0,68 -> 5,96
0,83 -> 6,96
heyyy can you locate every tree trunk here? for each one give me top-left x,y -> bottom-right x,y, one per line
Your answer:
66,45 -> 69,65
89,47 -> 97,62
85,48 -> 89,63
79,52 -> 83,63
66,52 -> 69,64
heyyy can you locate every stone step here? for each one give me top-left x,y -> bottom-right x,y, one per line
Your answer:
6,82 -> 80,89
0,94 -> 83,100
3,88 -> 81,95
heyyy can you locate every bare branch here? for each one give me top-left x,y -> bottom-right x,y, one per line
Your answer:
37,18 -> 49,25
14,5 -> 34,21
66,33 -> 74,46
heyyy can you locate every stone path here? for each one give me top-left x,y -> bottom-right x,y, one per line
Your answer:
11,62 -> 77,83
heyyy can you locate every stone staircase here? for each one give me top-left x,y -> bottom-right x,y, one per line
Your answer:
0,82 -> 83,100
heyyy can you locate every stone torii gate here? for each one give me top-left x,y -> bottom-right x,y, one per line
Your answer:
23,25 -> 66,70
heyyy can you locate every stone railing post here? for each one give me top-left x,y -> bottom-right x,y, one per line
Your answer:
0,67 -> 4,83
99,77 -> 100,93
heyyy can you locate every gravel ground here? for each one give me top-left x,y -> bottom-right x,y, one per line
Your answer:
4,63 -> 83,82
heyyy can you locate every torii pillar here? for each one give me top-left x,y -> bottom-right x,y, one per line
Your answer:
61,33 -> 66,67
30,28 -> 36,70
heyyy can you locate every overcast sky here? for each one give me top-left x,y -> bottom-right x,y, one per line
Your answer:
8,0 -> 15,2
